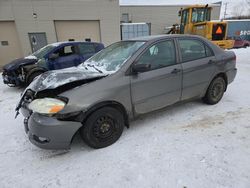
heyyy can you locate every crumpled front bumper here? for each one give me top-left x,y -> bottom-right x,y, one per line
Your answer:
24,112 -> 83,149
2,71 -> 23,86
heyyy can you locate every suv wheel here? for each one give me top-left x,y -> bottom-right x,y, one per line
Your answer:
203,76 -> 226,105
27,71 -> 43,85
80,107 -> 124,149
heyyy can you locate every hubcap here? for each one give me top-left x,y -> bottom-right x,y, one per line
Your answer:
100,123 -> 111,133
211,82 -> 223,100
93,116 -> 116,140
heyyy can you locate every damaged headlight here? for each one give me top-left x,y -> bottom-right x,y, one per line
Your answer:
28,98 -> 66,114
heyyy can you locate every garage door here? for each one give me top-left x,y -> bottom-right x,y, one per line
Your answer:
55,20 -> 101,42
0,21 -> 22,69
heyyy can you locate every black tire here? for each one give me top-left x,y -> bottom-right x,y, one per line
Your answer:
80,107 -> 124,149
27,71 -> 43,85
202,76 -> 226,105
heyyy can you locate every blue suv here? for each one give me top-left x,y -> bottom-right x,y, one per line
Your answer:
2,41 -> 104,86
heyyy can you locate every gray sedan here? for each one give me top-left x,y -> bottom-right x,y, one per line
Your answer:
17,35 -> 237,149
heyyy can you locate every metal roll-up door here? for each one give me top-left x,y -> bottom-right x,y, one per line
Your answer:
54,20 -> 101,42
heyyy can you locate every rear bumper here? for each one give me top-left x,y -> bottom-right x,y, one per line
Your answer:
226,68 -> 237,84
25,113 -> 82,149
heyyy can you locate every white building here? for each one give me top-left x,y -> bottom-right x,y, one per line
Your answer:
0,0 -> 120,68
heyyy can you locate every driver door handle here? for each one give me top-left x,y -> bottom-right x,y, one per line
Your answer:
208,59 -> 216,65
171,68 -> 181,74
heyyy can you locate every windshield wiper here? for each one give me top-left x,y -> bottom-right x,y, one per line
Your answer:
87,64 -> 103,73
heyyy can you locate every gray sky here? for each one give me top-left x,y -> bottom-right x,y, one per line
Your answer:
120,0 -> 249,18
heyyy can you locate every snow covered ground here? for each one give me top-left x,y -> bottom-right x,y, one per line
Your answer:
0,48 -> 250,188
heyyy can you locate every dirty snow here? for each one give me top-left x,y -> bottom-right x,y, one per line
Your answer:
0,48 -> 250,188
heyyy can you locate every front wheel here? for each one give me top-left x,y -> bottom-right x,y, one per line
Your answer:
26,71 -> 43,85
80,107 -> 124,149
202,77 -> 226,105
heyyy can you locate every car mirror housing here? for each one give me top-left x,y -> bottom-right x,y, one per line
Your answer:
132,63 -> 151,74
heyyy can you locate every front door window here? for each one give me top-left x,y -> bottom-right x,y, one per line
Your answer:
136,40 -> 176,71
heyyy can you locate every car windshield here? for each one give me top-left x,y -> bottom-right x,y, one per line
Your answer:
32,44 -> 56,59
81,41 -> 145,73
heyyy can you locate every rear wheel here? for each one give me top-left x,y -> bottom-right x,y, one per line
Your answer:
202,77 -> 226,105
80,107 -> 124,149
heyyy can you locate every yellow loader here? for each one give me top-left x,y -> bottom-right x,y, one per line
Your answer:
168,5 -> 234,49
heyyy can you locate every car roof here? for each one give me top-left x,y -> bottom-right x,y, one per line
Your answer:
127,34 -> 205,42
51,41 -> 103,46
125,34 -> 224,54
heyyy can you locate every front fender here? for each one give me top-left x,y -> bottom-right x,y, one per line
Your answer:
56,100 -> 130,128
58,73 -> 133,123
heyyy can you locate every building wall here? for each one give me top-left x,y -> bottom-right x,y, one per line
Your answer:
120,5 -> 221,35
0,21 -> 23,68
0,0 -> 120,59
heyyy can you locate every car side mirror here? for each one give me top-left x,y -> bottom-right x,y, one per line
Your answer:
49,53 -> 58,60
132,63 -> 151,74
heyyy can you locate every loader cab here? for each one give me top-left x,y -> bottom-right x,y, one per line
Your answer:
178,5 -> 234,49
179,5 -> 212,34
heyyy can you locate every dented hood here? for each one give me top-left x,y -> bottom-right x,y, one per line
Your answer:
16,66 -> 107,115
28,66 -> 107,92
3,56 -> 37,71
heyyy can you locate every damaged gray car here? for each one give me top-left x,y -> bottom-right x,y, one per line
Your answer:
17,35 -> 237,149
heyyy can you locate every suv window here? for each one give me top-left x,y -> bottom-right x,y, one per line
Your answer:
137,40 -> 176,71
54,45 -> 76,57
178,39 -> 208,62
78,43 -> 95,55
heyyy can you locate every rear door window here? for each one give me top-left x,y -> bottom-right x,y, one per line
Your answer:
53,45 -> 77,57
78,43 -> 96,55
205,45 -> 214,57
178,39 -> 207,62
64,46 -> 74,55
